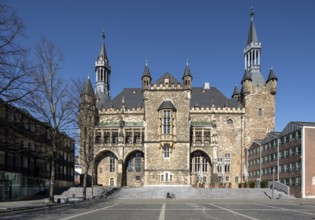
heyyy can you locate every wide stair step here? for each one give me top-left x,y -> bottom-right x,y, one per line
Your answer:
111,187 -> 294,200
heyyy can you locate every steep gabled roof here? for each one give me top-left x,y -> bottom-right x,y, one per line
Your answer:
154,72 -> 180,84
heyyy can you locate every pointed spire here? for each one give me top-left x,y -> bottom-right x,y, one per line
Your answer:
81,77 -> 94,97
232,84 -> 240,96
98,30 -> 108,61
266,67 -> 278,83
182,61 -> 192,79
141,60 -> 151,79
242,69 -> 252,83
247,7 -> 259,46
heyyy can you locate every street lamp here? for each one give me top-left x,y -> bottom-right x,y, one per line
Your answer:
272,167 -> 275,199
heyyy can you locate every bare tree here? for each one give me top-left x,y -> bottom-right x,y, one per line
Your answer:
26,37 -> 76,203
0,2 -> 34,105
77,77 -> 97,199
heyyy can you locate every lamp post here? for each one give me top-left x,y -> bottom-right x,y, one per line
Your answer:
272,167 -> 275,199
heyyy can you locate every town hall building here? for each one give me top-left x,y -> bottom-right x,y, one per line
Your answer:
79,9 -> 278,188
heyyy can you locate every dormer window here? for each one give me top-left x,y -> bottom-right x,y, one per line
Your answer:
164,77 -> 170,85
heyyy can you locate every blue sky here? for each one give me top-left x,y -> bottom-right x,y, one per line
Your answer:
7,0 -> 315,131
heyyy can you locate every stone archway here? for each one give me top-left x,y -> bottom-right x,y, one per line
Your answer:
124,150 -> 144,187
190,150 -> 212,187
94,150 -> 119,187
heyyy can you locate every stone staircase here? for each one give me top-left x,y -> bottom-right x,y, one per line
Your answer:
110,186 -> 295,200
54,186 -> 116,203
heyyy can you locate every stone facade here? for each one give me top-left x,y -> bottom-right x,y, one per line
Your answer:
79,10 -> 278,188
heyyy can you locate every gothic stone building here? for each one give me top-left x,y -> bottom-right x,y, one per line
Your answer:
79,9 -> 278,188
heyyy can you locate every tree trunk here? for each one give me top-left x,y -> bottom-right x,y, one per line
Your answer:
48,151 -> 56,203
83,172 -> 87,200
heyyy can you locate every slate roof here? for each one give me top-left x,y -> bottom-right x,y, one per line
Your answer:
158,101 -> 177,111
247,9 -> 259,46
98,31 -> 108,61
141,65 -> 151,79
103,88 -> 144,109
81,78 -> 94,97
182,64 -> 192,79
242,69 -> 252,82
104,71 -> 241,110
232,85 -> 240,97
154,72 -> 180,84
191,87 -> 242,109
266,68 -> 278,83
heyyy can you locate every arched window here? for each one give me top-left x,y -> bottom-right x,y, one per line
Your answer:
227,119 -> 233,125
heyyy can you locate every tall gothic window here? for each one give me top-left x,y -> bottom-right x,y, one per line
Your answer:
224,153 -> 231,173
217,158 -> 223,173
163,110 -> 171,134
164,146 -> 170,159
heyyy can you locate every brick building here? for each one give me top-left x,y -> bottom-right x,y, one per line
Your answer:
80,9 -> 278,188
0,100 -> 75,201
247,122 -> 315,198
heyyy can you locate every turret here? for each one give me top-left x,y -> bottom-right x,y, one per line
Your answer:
141,61 -> 152,90
232,84 -> 240,101
266,68 -> 278,95
241,69 -> 253,95
182,61 -> 192,89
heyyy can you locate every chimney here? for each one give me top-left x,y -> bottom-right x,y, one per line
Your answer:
203,82 -> 210,90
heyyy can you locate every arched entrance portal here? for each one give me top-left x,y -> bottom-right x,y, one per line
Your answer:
190,150 -> 212,187
95,150 -> 118,187
124,151 -> 144,187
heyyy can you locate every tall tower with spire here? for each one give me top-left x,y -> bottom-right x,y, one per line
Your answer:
95,31 -> 111,107
243,7 -> 265,86
239,8 -> 278,149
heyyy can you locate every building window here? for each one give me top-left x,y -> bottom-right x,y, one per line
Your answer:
202,158 -> 208,172
104,130 -> 110,144
164,146 -> 170,159
112,130 -> 118,144
217,158 -> 223,173
258,108 -> 263,117
227,119 -> 233,125
135,176 -> 140,181
127,160 -> 133,172
235,176 -> 239,183
125,130 -> 132,143
224,153 -> 231,173
195,130 -> 202,144
163,110 -> 171,134
109,153 -> 115,172
134,129 -> 141,144
161,174 -> 164,181
135,157 -> 141,172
